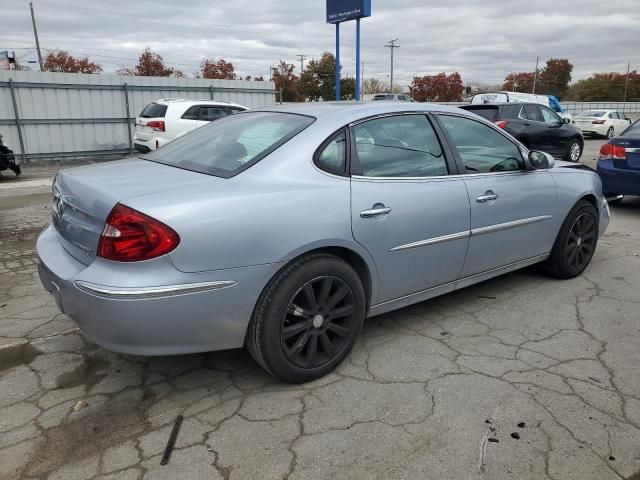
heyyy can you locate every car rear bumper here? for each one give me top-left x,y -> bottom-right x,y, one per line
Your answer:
36,225 -> 279,356
576,124 -> 608,136
597,160 -> 640,196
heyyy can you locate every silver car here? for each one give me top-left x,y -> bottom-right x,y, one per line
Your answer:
37,103 -> 610,382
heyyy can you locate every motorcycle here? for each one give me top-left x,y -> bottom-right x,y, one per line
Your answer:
0,133 -> 21,177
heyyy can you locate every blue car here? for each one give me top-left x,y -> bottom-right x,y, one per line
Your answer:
597,119 -> 640,203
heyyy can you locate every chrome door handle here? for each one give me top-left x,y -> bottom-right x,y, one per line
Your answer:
360,207 -> 391,218
476,192 -> 499,203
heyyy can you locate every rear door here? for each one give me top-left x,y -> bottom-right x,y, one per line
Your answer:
349,113 -> 471,303
435,113 -> 558,276
167,105 -> 200,141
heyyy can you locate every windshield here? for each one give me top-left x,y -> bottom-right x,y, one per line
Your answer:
143,112 -> 314,178
576,111 -> 606,118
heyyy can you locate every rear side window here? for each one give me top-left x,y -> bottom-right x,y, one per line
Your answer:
352,115 -> 447,177
140,103 -> 167,118
181,106 -> 199,120
438,115 -> 524,173
199,106 -> 231,122
464,107 -> 498,122
144,112 -> 314,178
316,130 -> 347,174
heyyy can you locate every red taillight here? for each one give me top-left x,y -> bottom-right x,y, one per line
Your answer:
598,143 -> 626,161
147,120 -> 165,132
493,120 -> 508,129
97,203 -> 179,262
592,120 -> 606,125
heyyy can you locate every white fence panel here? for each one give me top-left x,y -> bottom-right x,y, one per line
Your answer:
0,71 -> 278,161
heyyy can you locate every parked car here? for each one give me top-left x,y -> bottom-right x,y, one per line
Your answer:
0,132 -> 21,177
470,91 -> 572,122
37,103 -> 609,383
133,99 -> 248,153
372,93 -> 414,102
461,102 -> 584,162
573,110 -> 632,139
597,119 -> 640,203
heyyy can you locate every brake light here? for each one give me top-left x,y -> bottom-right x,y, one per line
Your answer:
598,143 -> 626,161
147,120 -> 165,132
97,203 -> 179,262
493,120 -> 508,129
592,120 -> 606,125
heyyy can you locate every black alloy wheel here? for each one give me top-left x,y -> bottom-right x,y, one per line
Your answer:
566,212 -> 597,272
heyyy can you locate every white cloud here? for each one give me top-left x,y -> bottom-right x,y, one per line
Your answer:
3,0 -> 638,86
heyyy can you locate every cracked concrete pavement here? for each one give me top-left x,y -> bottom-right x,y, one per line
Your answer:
1,146 -> 640,479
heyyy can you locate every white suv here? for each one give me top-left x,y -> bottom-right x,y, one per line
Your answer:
133,99 -> 248,153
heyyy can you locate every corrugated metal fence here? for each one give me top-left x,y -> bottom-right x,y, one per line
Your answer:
439,101 -> 640,114
0,71 -> 278,161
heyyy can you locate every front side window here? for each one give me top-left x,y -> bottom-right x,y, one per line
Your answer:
540,106 -> 562,125
144,112 -> 314,178
352,115 -> 447,177
438,115 -> 524,173
521,105 -> 543,122
316,131 -> 346,174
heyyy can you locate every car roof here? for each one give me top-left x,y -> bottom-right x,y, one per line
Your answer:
155,99 -> 245,108
252,102 -> 463,123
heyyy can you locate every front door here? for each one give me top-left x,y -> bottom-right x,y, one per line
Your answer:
436,113 -> 559,277
349,114 -> 471,303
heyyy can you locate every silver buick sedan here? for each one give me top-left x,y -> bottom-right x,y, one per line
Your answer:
37,103 -> 610,382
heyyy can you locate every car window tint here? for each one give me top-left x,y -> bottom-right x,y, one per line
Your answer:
466,107 -> 499,121
316,131 -> 346,173
540,107 -> 561,125
353,115 -> 447,177
144,112 -> 314,178
140,103 -> 167,118
438,115 -> 524,174
522,105 -> 542,122
198,106 -> 230,122
181,106 -> 199,120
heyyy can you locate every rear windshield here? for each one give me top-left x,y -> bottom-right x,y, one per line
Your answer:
463,106 -> 499,121
621,120 -> 640,137
576,110 -> 606,118
143,112 -> 315,178
140,103 -> 168,118
373,94 -> 394,100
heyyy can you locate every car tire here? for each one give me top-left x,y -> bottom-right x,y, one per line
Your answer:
543,200 -> 599,279
246,253 -> 366,383
606,127 -> 614,139
564,140 -> 582,162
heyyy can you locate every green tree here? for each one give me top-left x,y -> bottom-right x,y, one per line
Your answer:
299,52 -> 342,101
567,71 -> 640,101
540,58 -> 573,99
271,61 -> 303,102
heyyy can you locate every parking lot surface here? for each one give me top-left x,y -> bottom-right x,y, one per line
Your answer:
1,141 -> 640,479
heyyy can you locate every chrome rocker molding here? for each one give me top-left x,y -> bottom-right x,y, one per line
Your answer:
368,253 -> 549,317
389,216 -> 553,252
75,280 -> 237,299
470,215 -> 553,237
390,231 -> 470,252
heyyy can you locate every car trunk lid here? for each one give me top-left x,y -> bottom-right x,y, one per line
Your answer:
51,158 -> 213,265
612,136 -> 640,170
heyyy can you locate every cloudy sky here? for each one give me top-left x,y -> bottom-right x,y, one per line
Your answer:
3,0 -> 638,87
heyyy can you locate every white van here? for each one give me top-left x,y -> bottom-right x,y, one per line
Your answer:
470,91 -> 572,122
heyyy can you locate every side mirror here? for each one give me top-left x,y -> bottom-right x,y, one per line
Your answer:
563,117 -> 571,124
528,150 -> 555,170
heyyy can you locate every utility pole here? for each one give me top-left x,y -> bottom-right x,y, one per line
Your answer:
296,54 -> 306,74
532,56 -> 539,94
624,62 -> 631,102
385,38 -> 399,93
29,1 -> 44,71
